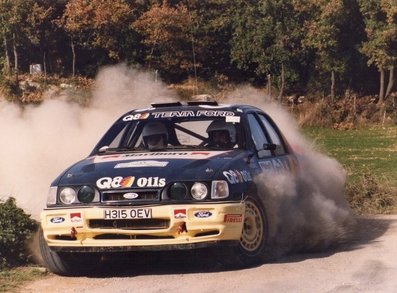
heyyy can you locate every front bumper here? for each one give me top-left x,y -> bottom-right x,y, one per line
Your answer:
40,202 -> 245,252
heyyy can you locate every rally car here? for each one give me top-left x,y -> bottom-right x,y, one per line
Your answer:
39,101 -> 299,275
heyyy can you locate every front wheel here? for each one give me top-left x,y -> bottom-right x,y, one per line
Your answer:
216,194 -> 269,268
39,229 -> 101,276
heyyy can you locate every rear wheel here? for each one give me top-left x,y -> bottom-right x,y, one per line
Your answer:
39,229 -> 101,276
217,194 -> 269,268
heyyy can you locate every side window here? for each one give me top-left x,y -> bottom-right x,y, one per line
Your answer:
258,115 -> 287,155
247,114 -> 271,157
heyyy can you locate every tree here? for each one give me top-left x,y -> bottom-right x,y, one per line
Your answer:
358,0 -> 397,104
229,0 -> 306,98
0,0 -> 34,85
25,0 -> 55,77
0,0 -> 13,75
183,0 -> 235,80
133,2 -> 194,81
60,0 -> 135,76
297,0 -> 347,101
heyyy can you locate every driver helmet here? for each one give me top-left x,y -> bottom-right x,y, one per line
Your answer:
142,122 -> 168,150
206,120 -> 236,148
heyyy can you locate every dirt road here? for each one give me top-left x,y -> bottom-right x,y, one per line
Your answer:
19,215 -> 397,293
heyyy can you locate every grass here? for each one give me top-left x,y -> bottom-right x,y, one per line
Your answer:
303,125 -> 397,214
303,125 -> 397,185
0,267 -> 47,293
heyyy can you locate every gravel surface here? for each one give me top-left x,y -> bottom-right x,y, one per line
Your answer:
19,215 -> 397,293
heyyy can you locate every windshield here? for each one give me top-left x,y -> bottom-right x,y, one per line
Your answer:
93,115 -> 243,154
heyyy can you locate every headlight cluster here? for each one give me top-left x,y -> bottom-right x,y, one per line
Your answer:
47,186 -> 100,206
167,180 -> 229,200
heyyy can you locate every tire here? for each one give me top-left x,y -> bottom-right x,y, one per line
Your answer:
216,194 -> 269,268
39,229 -> 102,276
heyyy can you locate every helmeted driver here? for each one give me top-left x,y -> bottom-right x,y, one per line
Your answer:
206,120 -> 236,149
142,122 -> 168,150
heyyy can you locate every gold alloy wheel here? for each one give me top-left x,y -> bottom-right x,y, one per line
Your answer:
240,199 -> 264,252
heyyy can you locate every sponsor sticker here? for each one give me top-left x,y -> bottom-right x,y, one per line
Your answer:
151,110 -> 236,119
259,161 -> 273,171
50,217 -> 65,224
123,113 -> 149,121
174,209 -> 187,219
223,170 -> 252,184
114,161 -> 168,168
194,211 -> 213,218
226,116 -> 240,123
70,213 -> 82,223
94,151 -> 225,163
96,176 -> 166,189
224,214 -> 243,223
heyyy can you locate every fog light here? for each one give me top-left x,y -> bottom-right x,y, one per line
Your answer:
191,182 -> 208,200
78,186 -> 96,203
59,187 -> 77,204
169,183 -> 187,200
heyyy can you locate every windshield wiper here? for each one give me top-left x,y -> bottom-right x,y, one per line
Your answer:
97,146 -> 135,154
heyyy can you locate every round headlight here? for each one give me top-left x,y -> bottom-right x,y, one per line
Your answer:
191,182 -> 208,200
78,186 -> 96,203
59,187 -> 77,204
169,183 -> 187,200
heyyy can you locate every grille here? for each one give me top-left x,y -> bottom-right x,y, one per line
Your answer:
101,189 -> 160,203
89,219 -> 169,230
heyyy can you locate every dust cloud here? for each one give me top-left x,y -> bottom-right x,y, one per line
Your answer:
226,86 -> 355,254
1,66 -> 354,255
0,64 -> 176,219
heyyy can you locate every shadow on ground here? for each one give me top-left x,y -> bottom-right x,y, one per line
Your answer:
78,215 -> 395,278
276,215 -> 395,264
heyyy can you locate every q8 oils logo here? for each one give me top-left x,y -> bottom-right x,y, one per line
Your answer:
96,176 -> 166,189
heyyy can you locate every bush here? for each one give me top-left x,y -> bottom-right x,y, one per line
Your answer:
0,198 -> 38,270
346,172 -> 397,215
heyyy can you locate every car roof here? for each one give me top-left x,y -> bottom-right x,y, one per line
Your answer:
126,101 -> 263,116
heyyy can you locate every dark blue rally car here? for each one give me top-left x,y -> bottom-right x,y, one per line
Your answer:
40,101 -> 299,275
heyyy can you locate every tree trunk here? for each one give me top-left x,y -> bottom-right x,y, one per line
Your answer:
330,70 -> 335,102
71,37 -> 76,77
378,67 -> 385,104
278,63 -> 285,101
267,74 -> 272,99
3,37 -> 11,76
13,33 -> 19,89
385,66 -> 394,100
43,51 -> 47,84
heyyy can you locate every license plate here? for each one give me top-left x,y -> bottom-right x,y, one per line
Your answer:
103,208 -> 152,220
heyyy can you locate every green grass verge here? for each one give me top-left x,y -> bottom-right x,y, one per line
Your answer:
303,125 -> 397,214
303,125 -> 397,185
0,267 -> 47,293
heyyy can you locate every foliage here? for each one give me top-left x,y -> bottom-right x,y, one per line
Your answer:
0,0 -> 396,98
346,171 -> 396,214
0,198 -> 38,270
0,267 -> 47,292
303,125 -> 397,214
61,0 -> 135,60
133,2 -> 194,81
228,0 -> 306,90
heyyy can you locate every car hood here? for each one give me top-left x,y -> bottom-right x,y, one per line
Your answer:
55,150 -> 250,188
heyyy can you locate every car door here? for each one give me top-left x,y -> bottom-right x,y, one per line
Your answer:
246,112 -> 295,174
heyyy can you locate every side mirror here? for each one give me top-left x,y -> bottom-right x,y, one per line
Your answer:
98,146 -> 109,153
263,143 -> 277,151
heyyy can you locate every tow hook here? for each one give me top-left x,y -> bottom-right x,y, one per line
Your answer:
177,222 -> 187,234
70,227 -> 77,239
